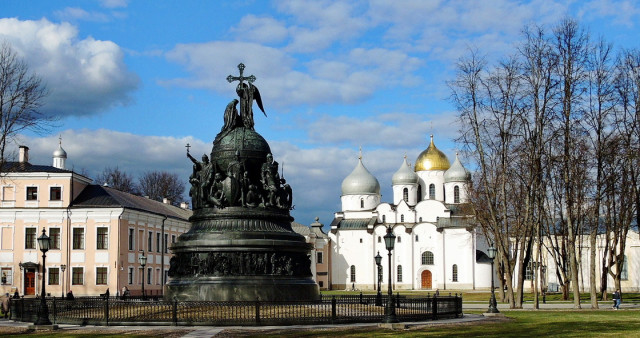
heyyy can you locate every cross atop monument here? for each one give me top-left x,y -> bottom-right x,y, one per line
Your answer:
227,63 -> 256,86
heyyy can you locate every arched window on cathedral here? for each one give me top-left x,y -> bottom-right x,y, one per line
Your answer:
421,251 -> 434,265
417,185 -> 422,202
382,215 -> 386,223
397,236 -> 401,243
397,265 -> 403,282
452,264 -> 458,282
403,188 -> 408,202
400,214 -> 404,222
350,265 -> 356,283
360,198 -> 364,208
378,236 -> 381,243
429,184 -> 435,199
415,235 -> 419,242
454,185 -> 460,203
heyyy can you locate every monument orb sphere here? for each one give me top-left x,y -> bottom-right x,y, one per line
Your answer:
164,64 -> 319,301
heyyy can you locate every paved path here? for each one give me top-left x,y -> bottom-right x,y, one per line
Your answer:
1,301 -> 638,337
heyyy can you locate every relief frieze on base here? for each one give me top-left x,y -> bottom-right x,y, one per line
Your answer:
168,251 -> 312,278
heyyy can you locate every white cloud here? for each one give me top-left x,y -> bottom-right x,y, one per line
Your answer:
53,7 -> 110,22
579,0 -> 640,27
230,15 -> 289,44
100,0 -> 129,9
0,18 -> 139,117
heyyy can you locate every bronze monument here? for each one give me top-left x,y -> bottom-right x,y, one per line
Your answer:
165,64 -> 319,301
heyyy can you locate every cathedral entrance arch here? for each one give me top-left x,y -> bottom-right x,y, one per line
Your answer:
421,270 -> 432,289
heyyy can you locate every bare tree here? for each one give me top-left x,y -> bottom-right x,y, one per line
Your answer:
0,42 -> 50,165
138,171 -> 185,205
96,166 -> 139,194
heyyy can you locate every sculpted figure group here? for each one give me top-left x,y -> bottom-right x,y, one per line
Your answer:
188,151 -> 292,210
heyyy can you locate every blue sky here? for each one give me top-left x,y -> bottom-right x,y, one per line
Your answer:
2,0 -> 640,226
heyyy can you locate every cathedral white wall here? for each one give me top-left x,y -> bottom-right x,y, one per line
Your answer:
341,194 -> 380,211
444,182 -> 469,204
416,171 -> 445,201
392,184 -> 418,206
440,228 -> 475,289
415,200 -> 448,223
412,223 -> 441,289
329,230 -> 377,290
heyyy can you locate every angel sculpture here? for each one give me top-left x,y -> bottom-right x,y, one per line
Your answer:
236,82 -> 265,130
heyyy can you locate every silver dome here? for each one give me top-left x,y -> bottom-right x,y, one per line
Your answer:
341,157 -> 380,195
444,154 -> 471,183
53,145 -> 67,158
392,157 -> 419,185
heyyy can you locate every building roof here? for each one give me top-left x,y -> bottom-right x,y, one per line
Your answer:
392,156 -> 419,185
415,135 -> 450,171
341,156 -> 380,195
71,185 -> 192,221
331,216 -> 377,230
436,216 -> 474,229
291,222 -> 310,236
1,161 -> 73,174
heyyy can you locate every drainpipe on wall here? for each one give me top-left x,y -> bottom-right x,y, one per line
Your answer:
161,215 -> 167,288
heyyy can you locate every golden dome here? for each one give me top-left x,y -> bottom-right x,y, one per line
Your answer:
414,135 -> 450,171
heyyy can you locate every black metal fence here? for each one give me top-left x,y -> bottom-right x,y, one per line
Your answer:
10,293 -> 462,326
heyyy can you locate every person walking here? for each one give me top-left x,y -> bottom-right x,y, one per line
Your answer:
613,289 -> 622,310
1,293 -> 10,318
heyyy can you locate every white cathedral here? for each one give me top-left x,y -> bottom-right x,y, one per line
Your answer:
328,136 -> 493,291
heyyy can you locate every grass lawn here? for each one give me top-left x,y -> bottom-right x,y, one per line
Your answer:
321,290 -> 640,303
238,309 -> 640,337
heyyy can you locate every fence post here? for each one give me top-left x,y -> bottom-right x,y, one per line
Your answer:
432,294 -> 438,320
21,296 -> 24,321
52,297 -> 57,324
359,292 -> 363,304
396,292 -> 400,308
331,296 -> 336,324
172,298 -> 178,326
104,295 -> 109,326
255,299 -> 261,326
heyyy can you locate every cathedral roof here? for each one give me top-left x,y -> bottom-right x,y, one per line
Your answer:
392,156 -> 419,185
415,135 -> 450,171
53,143 -> 67,158
341,155 -> 380,195
444,153 -> 471,183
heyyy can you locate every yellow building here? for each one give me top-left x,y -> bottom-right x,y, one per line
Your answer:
0,145 -> 191,297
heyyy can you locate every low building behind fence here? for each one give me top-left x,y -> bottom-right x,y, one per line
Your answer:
10,294 -> 463,326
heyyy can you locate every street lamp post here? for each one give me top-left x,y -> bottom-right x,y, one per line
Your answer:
375,251 -> 382,306
60,264 -> 66,299
139,252 -> 147,300
486,244 -> 500,314
35,228 -> 52,325
382,226 -> 398,323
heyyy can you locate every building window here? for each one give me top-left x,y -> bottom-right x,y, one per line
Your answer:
72,267 -> 84,285
621,256 -> 628,281
317,252 -> 323,264
359,238 -> 363,243
49,186 -> 62,201
164,270 -> 169,284
350,265 -> 356,283
26,186 -> 38,200
400,214 -> 404,222
422,251 -> 434,265
454,185 -> 460,203
429,184 -> 435,199
147,267 -> 152,285
1,267 -> 13,285
2,186 -> 15,201
156,269 -> 161,285
172,235 -> 176,244
419,217 -> 423,222
156,233 -> 161,253
97,227 -> 108,250
72,228 -> 84,250
49,228 -> 61,250
128,229 -> 134,251
397,265 -> 403,282
417,185 -> 422,202
378,236 -> 381,243
525,262 -> 535,280
397,236 -> 401,243
148,231 -> 153,253
128,267 -> 134,284
96,267 -> 108,285
360,199 -> 364,208
25,228 -> 36,249
48,267 -> 60,285
415,235 -> 419,242
382,215 -> 386,223
452,264 -> 458,282
164,234 -> 168,253
403,188 -> 408,202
